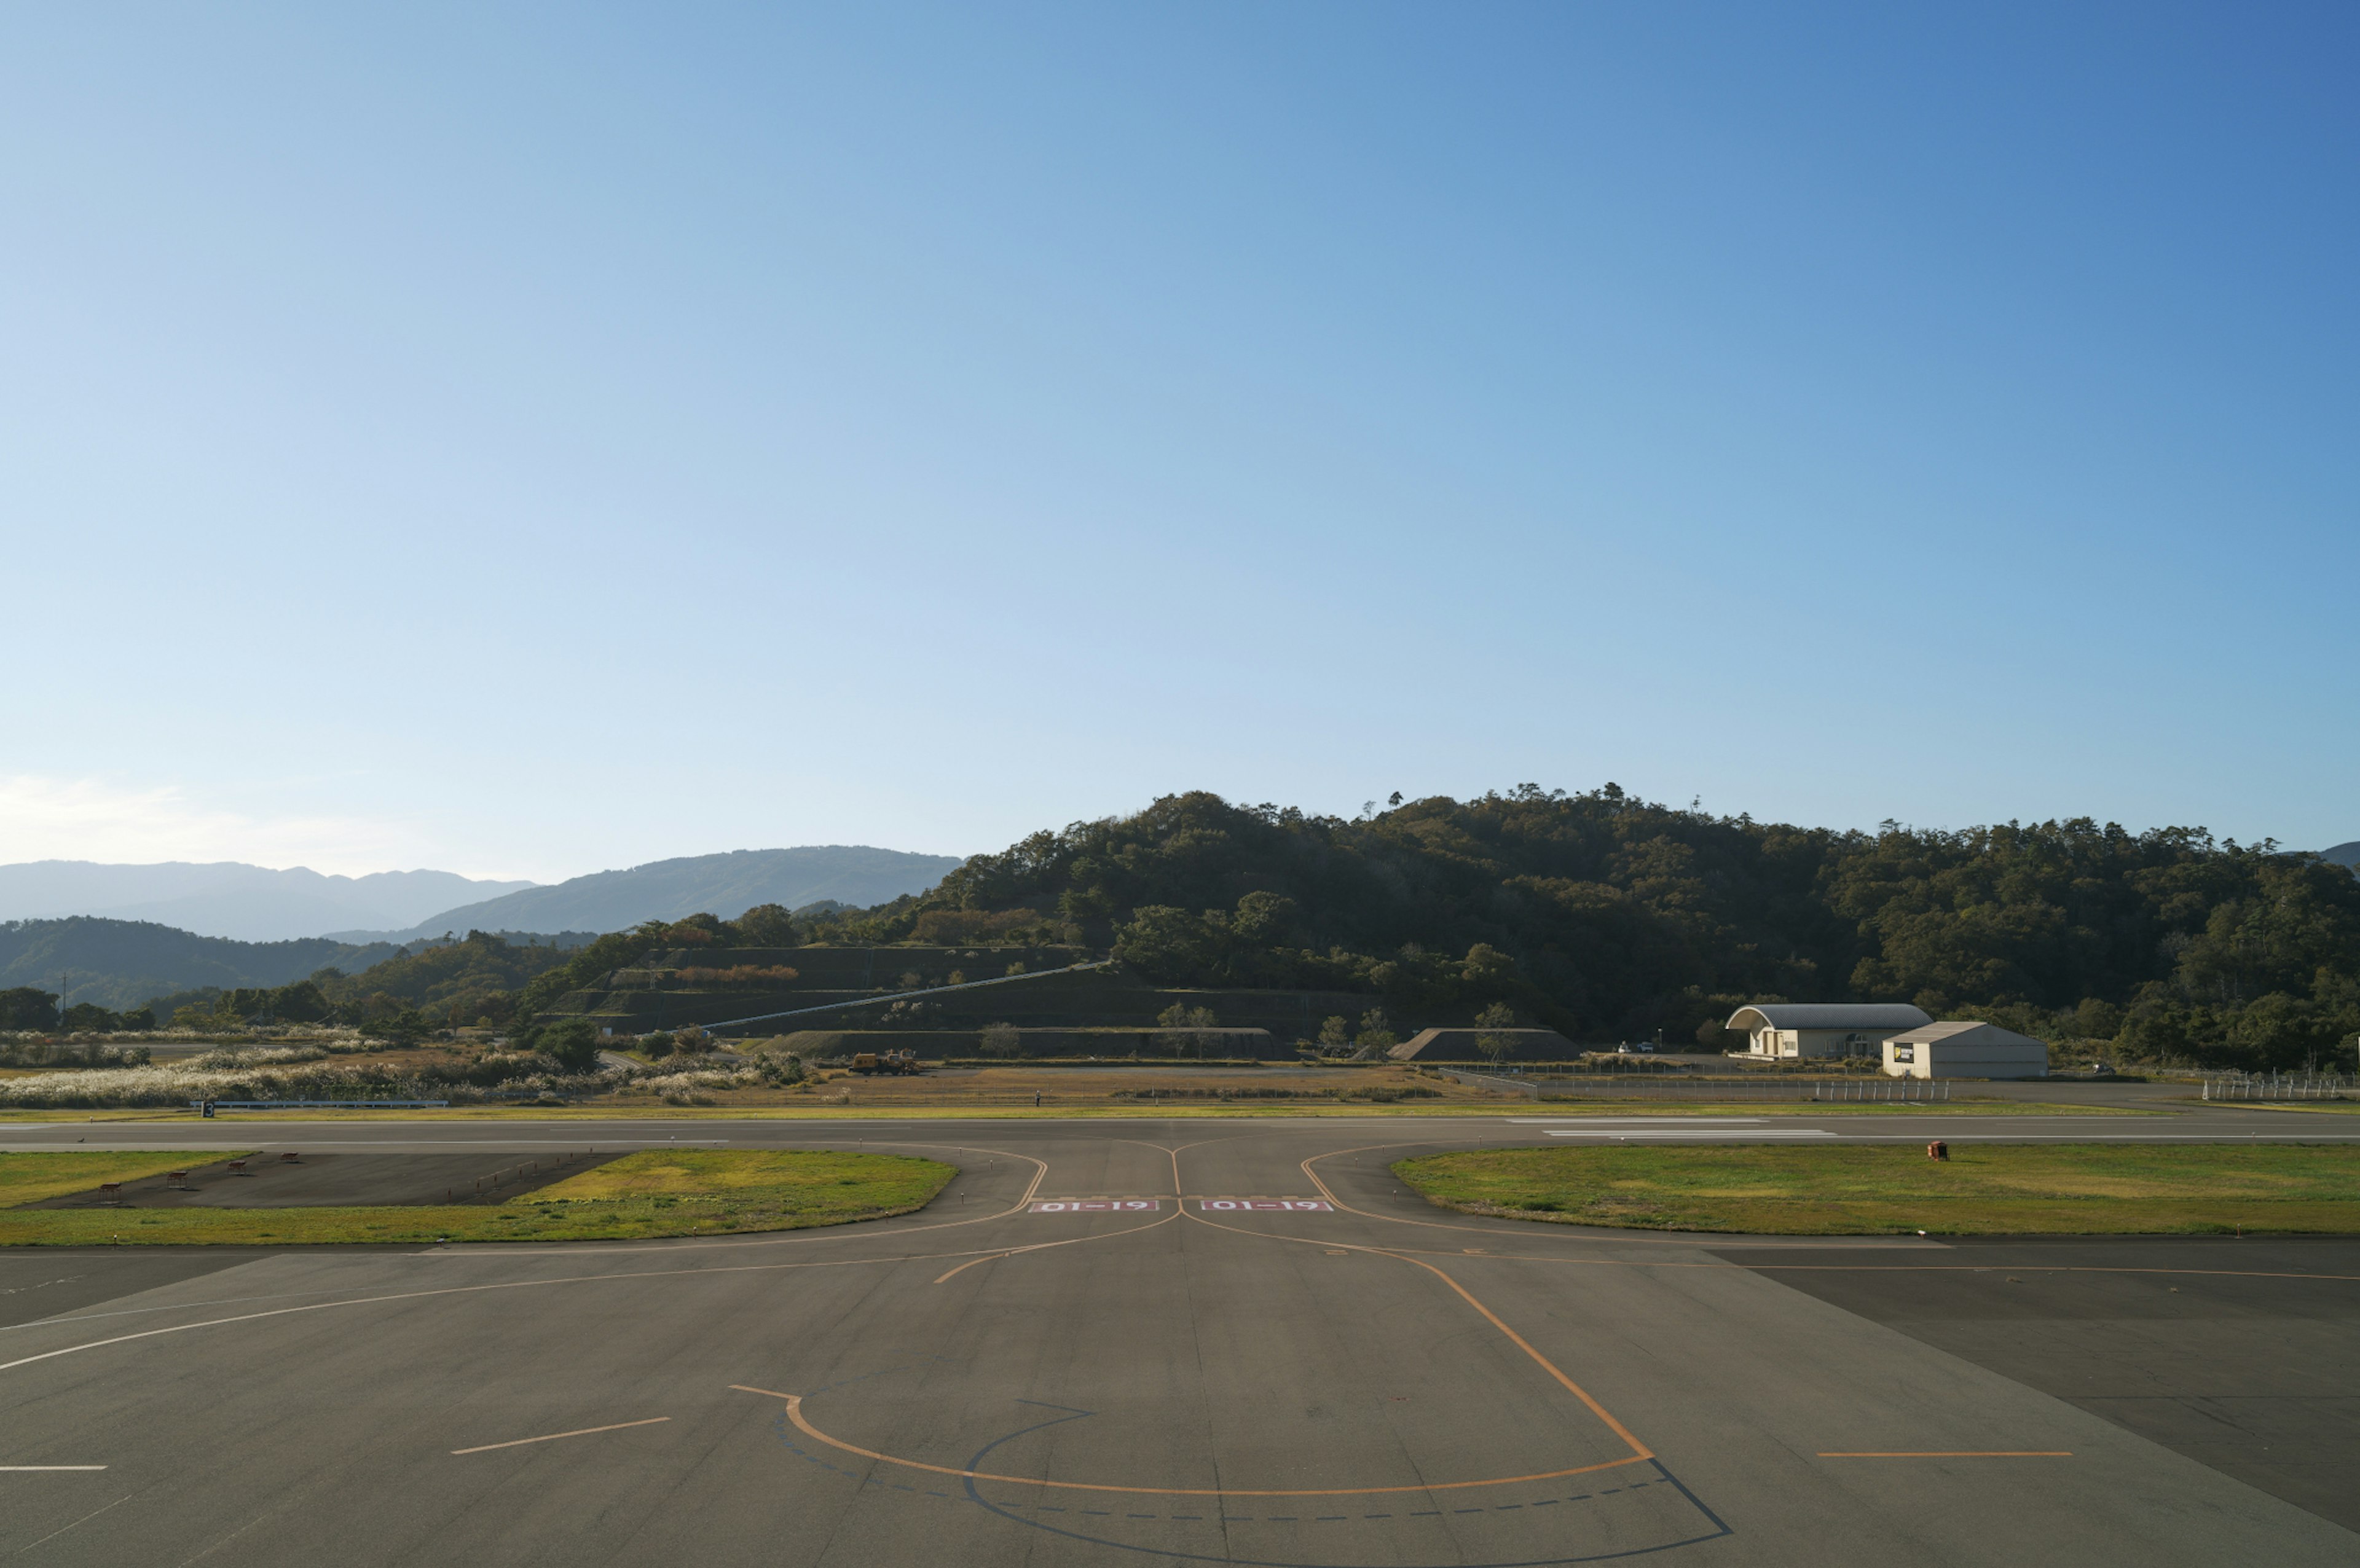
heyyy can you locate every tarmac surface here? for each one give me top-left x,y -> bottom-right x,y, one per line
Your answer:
1,1108 -> 2354,1566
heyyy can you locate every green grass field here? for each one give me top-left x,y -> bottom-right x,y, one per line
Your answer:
0,1148 -> 953,1246
1393,1143 -> 2360,1235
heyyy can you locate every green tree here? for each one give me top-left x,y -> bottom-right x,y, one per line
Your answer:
1355,1008 -> 1397,1058
731,903 -> 801,947
0,987 -> 58,1031
1157,1002 -> 1218,1057
1316,1015 -> 1351,1053
540,1017 -> 602,1073
1474,1002 -> 1517,1068
980,1021 -> 1021,1059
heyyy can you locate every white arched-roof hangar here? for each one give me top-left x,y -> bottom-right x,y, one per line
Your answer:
1723,1002 -> 1932,1060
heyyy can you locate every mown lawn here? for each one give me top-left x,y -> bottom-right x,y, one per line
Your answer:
1392,1143 -> 2360,1235
0,1148 -> 952,1246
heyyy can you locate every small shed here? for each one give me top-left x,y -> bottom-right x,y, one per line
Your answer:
1881,1021 -> 2048,1080
1723,1003 -> 1932,1060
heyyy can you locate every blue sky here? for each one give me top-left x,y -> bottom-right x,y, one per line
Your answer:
3,2 -> 2353,880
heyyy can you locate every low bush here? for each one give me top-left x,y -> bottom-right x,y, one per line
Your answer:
0,1039 -> 152,1069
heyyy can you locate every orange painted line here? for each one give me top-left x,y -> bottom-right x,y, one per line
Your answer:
1818,1451 -> 2072,1458
933,1253 -> 1011,1285
730,1388 -> 1648,1496
1390,1254 -> 1653,1460
1175,1203 -> 1656,1464
452,1416 -> 669,1454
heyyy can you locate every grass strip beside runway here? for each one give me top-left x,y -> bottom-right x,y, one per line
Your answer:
0,1148 -> 952,1246
0,1149 -> 252,1205
1394,1144 -> 2360,1234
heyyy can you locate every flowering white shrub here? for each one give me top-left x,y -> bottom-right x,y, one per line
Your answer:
638,1067 -> 762,1096
191,1046 -> 331,1070
0,1059 -> 637,1108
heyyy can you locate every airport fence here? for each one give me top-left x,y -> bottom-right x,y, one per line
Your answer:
2200,1072 -> 2354,1102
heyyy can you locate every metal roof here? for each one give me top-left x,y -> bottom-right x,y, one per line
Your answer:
1886,1020 -> 2043,1046
1724,1003 -> 1933,1032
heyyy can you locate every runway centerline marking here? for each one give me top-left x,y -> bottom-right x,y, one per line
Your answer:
452,1417 -> 669,1454
0,1464 -> 108,1471
733,1387 -> 1648,1495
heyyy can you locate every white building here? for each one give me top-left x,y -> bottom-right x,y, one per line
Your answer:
1724,1003 -> 1933,1060
1881,1021 -> 2048,1079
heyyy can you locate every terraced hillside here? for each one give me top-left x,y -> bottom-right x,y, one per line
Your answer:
536,943 -> 1394,1054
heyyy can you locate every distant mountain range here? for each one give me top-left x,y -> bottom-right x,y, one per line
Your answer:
330,846 -> 966,944
0,861 -> 534,943
0,919 -> 596,1014
2319,841 -> 2360,870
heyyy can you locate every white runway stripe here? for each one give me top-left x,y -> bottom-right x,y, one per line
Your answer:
1547,1129 -> 1840,1140
1512,1118 -> 1767,1124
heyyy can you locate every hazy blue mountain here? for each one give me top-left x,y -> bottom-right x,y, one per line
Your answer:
0,861 -> 535,943
2318,841 -> 2360,870
360,846 -> 964,943
0,916 -> 404,1012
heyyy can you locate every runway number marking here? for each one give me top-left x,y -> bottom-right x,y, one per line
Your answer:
1029,1199 -> 1161,1213
1195,1199 -> 1332,1212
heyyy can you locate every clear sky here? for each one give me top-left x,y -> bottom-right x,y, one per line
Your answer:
3,2 -> 2353,882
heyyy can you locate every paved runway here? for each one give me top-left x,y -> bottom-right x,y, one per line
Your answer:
1,1113 -> 2354,1566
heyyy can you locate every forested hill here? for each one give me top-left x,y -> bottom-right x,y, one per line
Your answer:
827,789 -> 2360,1067
0,918 -> 403,1011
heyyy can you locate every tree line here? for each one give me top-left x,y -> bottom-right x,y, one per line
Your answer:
856,788 -> 2360,1071
12,789 -> 2353,1073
